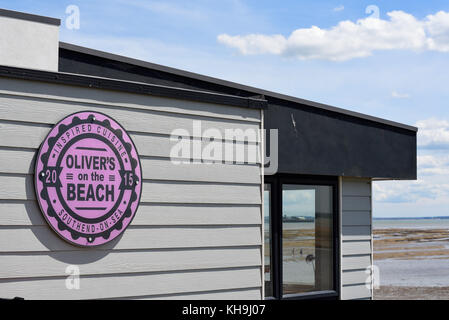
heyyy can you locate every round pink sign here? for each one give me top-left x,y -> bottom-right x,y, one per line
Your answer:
35,111 -> 142,247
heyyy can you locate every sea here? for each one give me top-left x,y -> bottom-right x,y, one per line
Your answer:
374,218 -> 449,288
373,218 -> 449,229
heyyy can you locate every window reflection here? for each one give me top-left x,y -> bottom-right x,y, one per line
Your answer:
282,184 -> 333,295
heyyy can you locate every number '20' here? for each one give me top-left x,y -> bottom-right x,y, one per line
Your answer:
45,169 -> 58,184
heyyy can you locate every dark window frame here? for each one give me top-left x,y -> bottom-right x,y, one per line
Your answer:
264,174 -> 340,300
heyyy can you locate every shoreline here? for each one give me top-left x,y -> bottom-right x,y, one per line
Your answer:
373,227 -> 449,299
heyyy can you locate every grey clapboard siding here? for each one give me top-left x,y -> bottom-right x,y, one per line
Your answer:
341,240 -> 371,255
0,226 -> 262,253
0,77 -> 263,299
341,226 -> 371,241
0,79 -> 261,123
0,202 -> 262,226
135,288 -> 262,300
340,255 -> 371,270
0,91 -> 261,142
0,123 -> 260,163
340,177 -> 372,300
0,248 -> 261,279
0,268 -> 262,300
340,284 -> 371,300
0,175 -> 261,204
342,211 -> 371,226
0,149 -> 261,183
341,270 -> 370,286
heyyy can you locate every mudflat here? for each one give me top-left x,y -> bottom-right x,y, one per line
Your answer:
374,228 -> 449,300
375,286 -> 449,300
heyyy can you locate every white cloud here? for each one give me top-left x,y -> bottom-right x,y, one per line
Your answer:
373,179 -> 449,203
418,154 -> 449,176
425,11 -> 449,52
391,91 -> 410,99
217,34 -> 286,55
283,189 -> 315,216
218,10 -> 449,61
334,5 -> 344,12
416,118 -> 449,149
418,154 -> 449,169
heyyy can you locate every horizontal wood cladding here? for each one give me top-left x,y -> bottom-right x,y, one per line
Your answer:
340,178 -> 372,300
340,254 -> 372,270
0,79 -> 261,123
341,270 -> 371,286
0,175 -> 261,204
341,240 -> 371,255
0,202 -> 262,226
340,284 -> 371,300
0,149 -> 261,183
0,77 -> 263,299
0,226 -> 262,253
0,267 -> 262,300
0,111 -> 260,144
0,247 -> 262,279
133,288 -> 262,300
0,127 -> 260,164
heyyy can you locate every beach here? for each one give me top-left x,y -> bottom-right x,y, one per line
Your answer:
265,219 -> 449,299
373,221 -> 449,300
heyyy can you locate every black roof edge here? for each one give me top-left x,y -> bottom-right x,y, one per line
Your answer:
0,8 -> 60,26
0,64 -> 267,110
59,41 -> 418,133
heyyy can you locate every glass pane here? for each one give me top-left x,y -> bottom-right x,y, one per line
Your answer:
264,184 -> 273,297
282,184 -> 333,295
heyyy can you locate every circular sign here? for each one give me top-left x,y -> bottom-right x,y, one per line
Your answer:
34,111 -> 142,247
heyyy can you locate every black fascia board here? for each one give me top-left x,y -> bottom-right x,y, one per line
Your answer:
0,64 -> 267,110
0,8 -> 61,26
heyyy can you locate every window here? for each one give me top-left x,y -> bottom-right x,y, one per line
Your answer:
264,175 -> 338,299
282,184 -> 334,294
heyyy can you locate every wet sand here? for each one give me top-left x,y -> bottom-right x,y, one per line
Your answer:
374,228 -> 449,300
374,286 -> 449,300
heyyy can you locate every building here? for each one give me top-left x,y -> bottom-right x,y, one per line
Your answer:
0,8 -> 416,300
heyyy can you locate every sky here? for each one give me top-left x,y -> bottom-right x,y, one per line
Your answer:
2,0 -> 449,218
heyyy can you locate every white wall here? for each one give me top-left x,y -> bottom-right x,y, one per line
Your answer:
0,16 -> 59,71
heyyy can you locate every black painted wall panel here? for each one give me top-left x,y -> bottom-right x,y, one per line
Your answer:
264,101 -> 416,179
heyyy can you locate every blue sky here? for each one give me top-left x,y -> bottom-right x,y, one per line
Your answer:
2,0 -> 449,217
